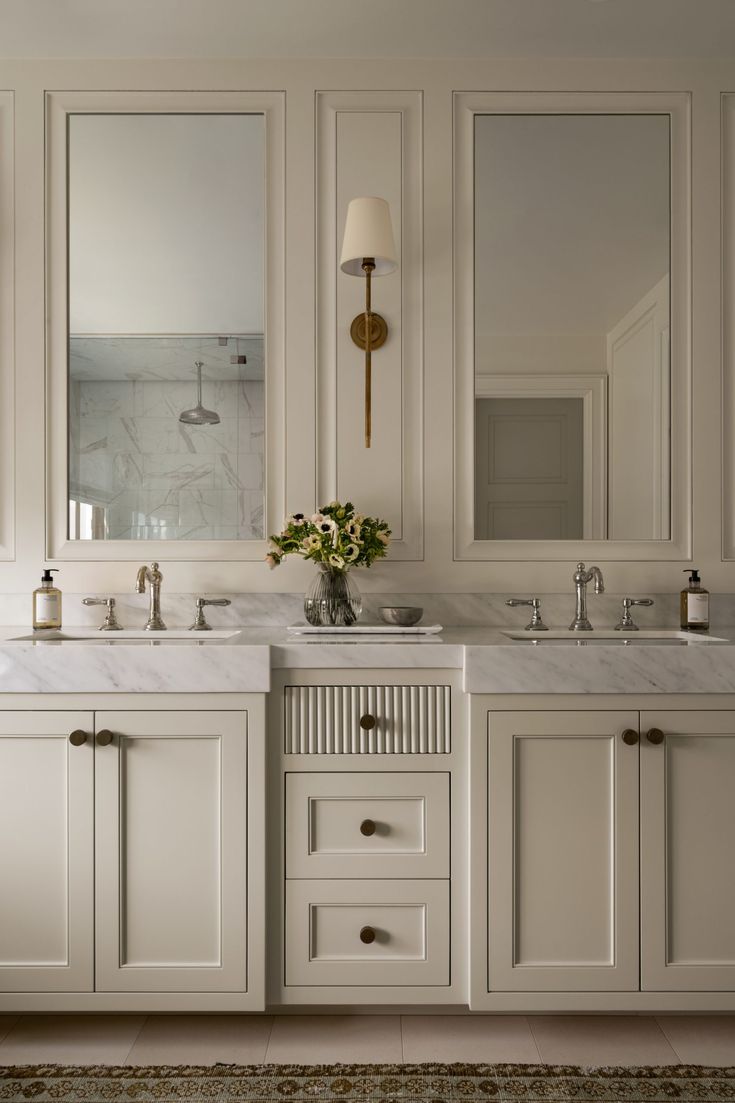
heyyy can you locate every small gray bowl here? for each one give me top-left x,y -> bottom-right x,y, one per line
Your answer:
379,606 -> 424,627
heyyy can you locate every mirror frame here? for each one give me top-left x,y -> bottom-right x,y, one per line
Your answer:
453,91 -> 691,561
45,89 -> 285,561
0,92 -> 14,562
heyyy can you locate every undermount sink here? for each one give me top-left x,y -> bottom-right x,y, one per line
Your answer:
9,628 -> 240,643
502,629 -> 727,645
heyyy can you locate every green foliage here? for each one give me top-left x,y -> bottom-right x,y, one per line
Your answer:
265,501 -> 391,571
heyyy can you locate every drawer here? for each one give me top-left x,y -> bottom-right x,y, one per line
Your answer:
284,685 -> 451,754
286,772 -> 449,878
285,879 -> 449,987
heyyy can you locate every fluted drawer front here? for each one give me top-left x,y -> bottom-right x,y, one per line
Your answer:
286,772 -> 449,878
284,685 -> 451,754
285,879 -> 449,987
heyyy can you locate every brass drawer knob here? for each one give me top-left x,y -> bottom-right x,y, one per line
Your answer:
359,714 -> 376,731
646,727 -> 665,745
69,729 -> 88,747
360,818 -> 376,837
359,925 -> 376,944
96,729 -> 114,747
621,729 -> 639,746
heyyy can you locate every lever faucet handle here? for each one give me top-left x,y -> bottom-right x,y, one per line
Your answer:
614,596 -> 654,631
505,597 -> 549,632
189,597 -> 232,631
82,597 -> 123,631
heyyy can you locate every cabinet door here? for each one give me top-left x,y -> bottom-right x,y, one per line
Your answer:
488,711 -> 640,991
641,710 -> 735,990
95,711 -> 248,992
0,711 -> 94,991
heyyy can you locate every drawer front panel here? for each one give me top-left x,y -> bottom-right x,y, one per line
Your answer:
285,879 -> 449,986
286,772 -> 450,878
284,685 -> 451,754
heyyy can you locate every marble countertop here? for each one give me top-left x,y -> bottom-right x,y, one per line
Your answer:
0,624 -> 734,694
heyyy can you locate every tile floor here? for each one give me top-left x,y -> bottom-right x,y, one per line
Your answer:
0,1014 -> 733,1067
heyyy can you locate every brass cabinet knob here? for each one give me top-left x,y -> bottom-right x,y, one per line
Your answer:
359,714 -> 376,731
621,729 -> 639,746
646,727 -> 665,745
360,818 -> 376,837
96,729 -> 114,747
359,925 -> 376,944
69,729 -> 88,747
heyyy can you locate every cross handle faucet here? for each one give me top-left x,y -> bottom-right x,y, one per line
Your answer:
569,562 -> 605,632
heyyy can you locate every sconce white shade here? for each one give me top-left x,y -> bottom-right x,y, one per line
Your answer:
340,196 -> 397,276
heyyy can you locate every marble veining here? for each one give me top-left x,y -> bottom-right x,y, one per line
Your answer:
3,590 -> 733,629
0,636 -> 270,693
69,337 -> 264,541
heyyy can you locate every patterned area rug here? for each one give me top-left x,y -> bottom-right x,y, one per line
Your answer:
1,1063 -> 735,1102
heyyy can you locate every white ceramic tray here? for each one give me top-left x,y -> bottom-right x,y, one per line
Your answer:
286,623 -> 443,635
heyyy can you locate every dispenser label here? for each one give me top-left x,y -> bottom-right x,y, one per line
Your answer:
35,593 -> 60,625
687,593 -> 709,625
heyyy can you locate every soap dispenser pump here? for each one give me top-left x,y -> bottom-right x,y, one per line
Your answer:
680,569 -> 709,632
33,568 -> 62,630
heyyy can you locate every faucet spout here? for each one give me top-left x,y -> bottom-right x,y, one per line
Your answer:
135,562 -> 166,631
569,562 -> 605,632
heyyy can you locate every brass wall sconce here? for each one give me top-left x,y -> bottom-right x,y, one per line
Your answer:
340,196 -> 397,448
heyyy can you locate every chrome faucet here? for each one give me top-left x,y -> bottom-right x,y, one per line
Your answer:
135,562 -> 166,631
569,562 -> 605,632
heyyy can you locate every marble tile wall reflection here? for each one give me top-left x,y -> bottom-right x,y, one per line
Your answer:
69,338 -> 264,541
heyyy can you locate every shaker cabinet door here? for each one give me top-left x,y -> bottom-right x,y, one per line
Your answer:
641,711 -> 735,991
0,711 -> 94,991
487,710 -> 640,991
94,711 -> 249,993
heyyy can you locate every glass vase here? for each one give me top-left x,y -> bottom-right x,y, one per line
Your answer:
304,566 -> 362,627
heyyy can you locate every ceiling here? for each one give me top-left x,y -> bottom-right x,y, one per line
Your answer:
1,0 -> 735,59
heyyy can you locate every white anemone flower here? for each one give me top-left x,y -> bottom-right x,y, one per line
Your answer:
329,553 -> 345,569
343,543 -> 359,562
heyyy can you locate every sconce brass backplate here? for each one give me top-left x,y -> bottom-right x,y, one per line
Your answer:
349,312 -> 388,351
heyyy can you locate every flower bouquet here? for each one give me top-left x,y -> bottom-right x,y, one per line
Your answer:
266,501 -> 391,626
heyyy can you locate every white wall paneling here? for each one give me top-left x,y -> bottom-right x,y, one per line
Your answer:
453,91 -> 691,562
0,58 -> 730,594
45,89 -> 285,563
0,92 -> 15,562
316,91 -> 423,559
722,95 -> 735,560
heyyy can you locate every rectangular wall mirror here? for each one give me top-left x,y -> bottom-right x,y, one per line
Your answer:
46,90 -> 285,561
67,113 -> 264,542
454,93 -> 690,561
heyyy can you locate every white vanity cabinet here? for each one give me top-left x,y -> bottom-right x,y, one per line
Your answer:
273,674 -> 463,1005
471,700 -> 735,1009
0,711 -> 94,992
485,710 -> 641,993
640,710 -> 735,992
0,701 -> 264,1010
94,711 -> 250,993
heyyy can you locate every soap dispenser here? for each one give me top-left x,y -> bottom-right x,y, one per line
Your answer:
33,569 -> 62,630
680,569 -> 709,632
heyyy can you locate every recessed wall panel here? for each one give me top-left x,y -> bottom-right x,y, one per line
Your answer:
316,91 -> 423,559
